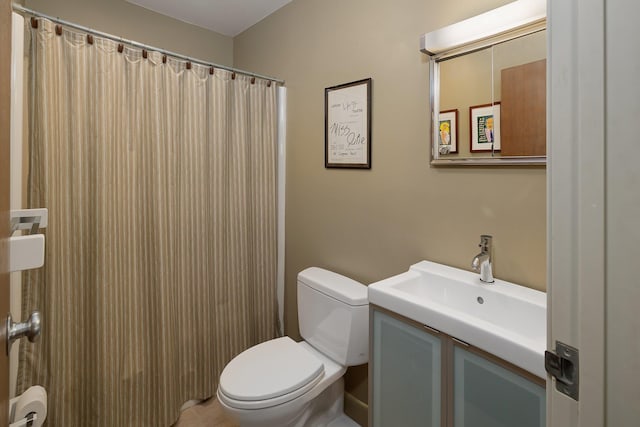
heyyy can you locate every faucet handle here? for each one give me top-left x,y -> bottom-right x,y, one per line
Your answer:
479,235 -> 492,252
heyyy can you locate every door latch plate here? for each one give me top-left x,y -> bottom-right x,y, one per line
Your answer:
545,341 -> 579,401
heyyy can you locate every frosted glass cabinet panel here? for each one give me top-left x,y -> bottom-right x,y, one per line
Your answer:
453,346 -> 546,427
372,309 -> 442,427
370,307 -> 546,427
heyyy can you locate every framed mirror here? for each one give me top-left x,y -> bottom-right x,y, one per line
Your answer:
424,1 -> 547,166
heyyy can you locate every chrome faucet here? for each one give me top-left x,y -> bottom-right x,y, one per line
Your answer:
471,235 -> 494,283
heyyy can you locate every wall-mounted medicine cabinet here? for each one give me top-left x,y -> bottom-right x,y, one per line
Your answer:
422,0 -> 547,166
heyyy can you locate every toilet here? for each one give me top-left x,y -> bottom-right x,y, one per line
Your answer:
216,267 -> 369,427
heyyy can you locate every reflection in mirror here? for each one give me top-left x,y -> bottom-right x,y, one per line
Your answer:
432,29 -> 547,165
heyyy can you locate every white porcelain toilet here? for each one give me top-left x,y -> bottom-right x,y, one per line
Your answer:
216,267 -> 369,427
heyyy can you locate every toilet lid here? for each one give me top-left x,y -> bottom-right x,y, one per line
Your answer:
219,336 -> 324,402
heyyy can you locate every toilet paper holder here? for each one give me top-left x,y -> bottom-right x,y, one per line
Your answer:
8,209 -> 48,273
8,386 -> 47,427
10,209 -> 48,235
8,411 -> 38,427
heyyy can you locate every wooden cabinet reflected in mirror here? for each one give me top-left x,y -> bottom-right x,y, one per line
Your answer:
501,59 -> 546,157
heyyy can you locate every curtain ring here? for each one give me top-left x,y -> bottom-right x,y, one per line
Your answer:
186,61 -> 192,70
231,72 -> 236,80
209,67 -> 215,75
87,34 -> 94,45
117,44 -> 124,53
55,25 -> 62,36
142,49 -> 148,59
30,17 -> 38,29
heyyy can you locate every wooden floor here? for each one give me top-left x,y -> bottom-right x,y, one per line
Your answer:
173,398 -> 239,427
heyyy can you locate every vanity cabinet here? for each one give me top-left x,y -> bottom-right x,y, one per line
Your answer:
369,306 -> 545,427
371,307 -> 442,427
452,345 -> 546,427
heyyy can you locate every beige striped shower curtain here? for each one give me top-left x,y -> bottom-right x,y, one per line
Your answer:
17,19 -> 279,426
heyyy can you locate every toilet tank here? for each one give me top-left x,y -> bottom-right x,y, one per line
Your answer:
297,267 -> 369,366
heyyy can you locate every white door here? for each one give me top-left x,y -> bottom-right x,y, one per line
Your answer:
1,0 -> 13,422
602,0 -> 640,424
547,0 -> 640,425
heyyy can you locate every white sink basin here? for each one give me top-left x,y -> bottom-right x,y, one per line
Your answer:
368,260 -> 547,378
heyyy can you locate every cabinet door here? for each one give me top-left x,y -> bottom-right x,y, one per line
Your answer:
453,346 -> 545,427
500,59 -> 546,156
372,309 -> 442,427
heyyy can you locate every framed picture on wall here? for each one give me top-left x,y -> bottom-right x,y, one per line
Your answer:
325,78 -> 372,168
470,103 -> 501,152
438,109 -> 458,154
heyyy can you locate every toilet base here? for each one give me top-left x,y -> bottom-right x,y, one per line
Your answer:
327,414 -> 361,427
221,378 -> 352,427
292,378 -> 344,427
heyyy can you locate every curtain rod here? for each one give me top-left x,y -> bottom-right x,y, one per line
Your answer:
11,3 -> 285,85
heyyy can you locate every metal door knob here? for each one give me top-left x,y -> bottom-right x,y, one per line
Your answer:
5,311 -> 41,355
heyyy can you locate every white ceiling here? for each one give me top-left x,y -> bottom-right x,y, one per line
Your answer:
126,0 -> 292,37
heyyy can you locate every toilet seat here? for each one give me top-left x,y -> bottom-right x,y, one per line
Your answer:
218,337 -> 325,410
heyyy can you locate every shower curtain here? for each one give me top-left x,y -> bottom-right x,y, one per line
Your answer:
17,19 -> 279,426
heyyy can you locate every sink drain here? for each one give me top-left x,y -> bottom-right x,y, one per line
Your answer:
477,296 -> 484,304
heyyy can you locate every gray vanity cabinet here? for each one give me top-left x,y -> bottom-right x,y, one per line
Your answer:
452,345 -> 546,427
370,306 -> 546,427
370,308 -> 442,427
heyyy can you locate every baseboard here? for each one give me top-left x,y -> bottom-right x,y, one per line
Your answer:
344,392 -> 368,427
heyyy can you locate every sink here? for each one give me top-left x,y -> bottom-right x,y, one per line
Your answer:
368,260 -> 547,378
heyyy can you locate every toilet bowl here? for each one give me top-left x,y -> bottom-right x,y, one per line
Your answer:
216,267 -> 369,427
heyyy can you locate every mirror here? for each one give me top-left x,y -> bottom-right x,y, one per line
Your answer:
430,27 -> 547,165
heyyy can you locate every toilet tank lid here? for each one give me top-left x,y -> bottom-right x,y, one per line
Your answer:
298,267 -> 368,306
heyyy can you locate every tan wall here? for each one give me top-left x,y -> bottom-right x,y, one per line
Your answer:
234,0 -> 546,415
24,0 -> 233,65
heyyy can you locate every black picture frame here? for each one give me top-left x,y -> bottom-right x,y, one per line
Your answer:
325,78 -> 372,169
